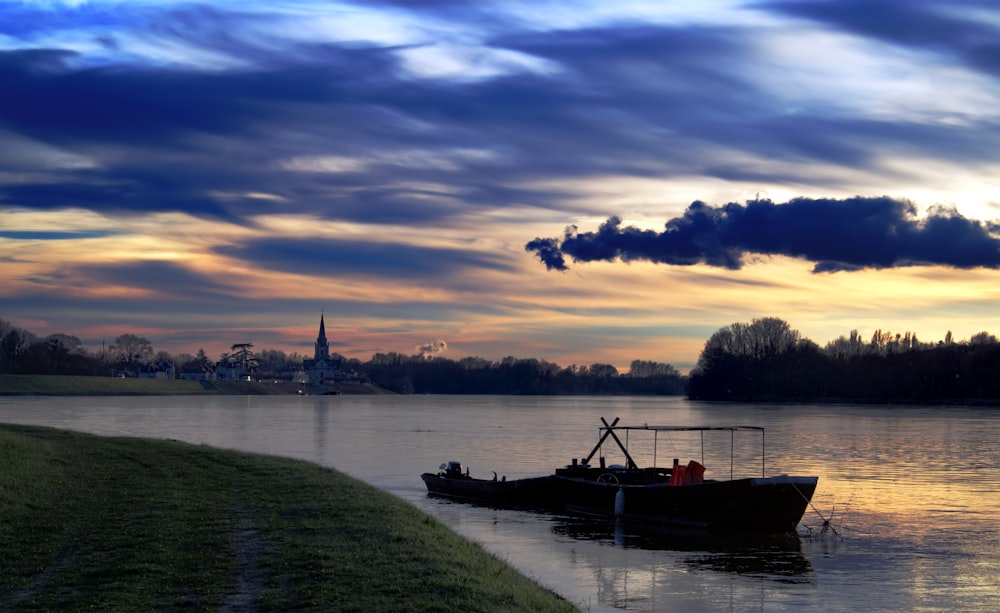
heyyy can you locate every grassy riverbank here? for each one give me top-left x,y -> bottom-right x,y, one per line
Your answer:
0,424 -> 575,612
0,374 -> 391,396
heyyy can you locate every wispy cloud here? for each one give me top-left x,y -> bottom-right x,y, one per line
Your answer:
1,0 -> 999,367
0,229 -> 117,240
216,237 -> 515,280
761,0 -> 1000,77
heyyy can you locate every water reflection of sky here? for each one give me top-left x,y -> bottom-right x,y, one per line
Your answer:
1,396 -> 998,613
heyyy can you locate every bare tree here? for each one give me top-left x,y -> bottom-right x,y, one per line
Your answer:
109,333 -> 154,371
628,360 -> 679,378
44,333 -> 84,354
825,330 -> 865,359
698,316 -> 802,365
588,363 -> 619,378
969,331 -> 997,345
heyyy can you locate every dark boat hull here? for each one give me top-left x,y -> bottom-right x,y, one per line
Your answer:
420,473 -> 559,508
555,475 -> 818,533
422,419 -> 819,534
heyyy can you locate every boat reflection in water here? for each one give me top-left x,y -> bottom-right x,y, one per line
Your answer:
550,516 -> 814,581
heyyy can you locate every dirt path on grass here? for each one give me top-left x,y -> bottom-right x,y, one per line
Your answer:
221,504 -> 266,612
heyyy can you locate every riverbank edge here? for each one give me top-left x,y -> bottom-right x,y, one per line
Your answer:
6,375 -> 999,405
0,424 -> 576,612
0,374 -> 394,396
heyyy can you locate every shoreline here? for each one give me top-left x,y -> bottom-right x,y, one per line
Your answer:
5,374 -> 998,405
0,374 -> 394,396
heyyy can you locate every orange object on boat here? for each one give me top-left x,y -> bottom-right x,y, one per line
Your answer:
670,464 -> 686,486
685,460 -> 705,485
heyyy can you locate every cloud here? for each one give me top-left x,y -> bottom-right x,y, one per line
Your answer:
2,0 -> 1000,368
2,6 -> 996,228
70,259 -> 245,300
215,237 -> 514,280
0,229 -> 117,240
526,197 -> 1000,273
761,0 -> 1000,77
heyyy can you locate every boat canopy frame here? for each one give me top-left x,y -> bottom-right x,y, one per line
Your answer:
582,417 -> 768,479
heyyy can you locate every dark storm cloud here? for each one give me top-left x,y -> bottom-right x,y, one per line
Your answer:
526,197 -> 1000,273
215,237 -> 514,280
761,0 -> 1000,76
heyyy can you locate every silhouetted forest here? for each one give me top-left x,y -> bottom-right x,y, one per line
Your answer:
0,319 -> 684,395
362,354 -> 685,395
688,317 -> 1000,403
4,316 -> 1000,402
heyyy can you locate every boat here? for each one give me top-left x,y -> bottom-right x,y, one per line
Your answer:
420,461 -> 559,508
551,418 -> 819,533
421,417 -> 819,534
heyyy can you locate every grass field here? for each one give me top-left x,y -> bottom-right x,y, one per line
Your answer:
0,424 -> 576,612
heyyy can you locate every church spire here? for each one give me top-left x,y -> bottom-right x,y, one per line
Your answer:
314,313 -> 330,361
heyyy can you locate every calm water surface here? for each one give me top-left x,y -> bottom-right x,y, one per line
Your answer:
1,395 -> 998,613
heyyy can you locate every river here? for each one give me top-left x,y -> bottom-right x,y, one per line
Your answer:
1,395 -> 997,612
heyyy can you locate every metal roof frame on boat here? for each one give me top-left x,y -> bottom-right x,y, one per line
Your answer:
603,424 -> 765,432
586,417 -> 769,479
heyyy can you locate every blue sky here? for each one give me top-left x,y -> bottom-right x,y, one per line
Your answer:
1,0 -> 999,372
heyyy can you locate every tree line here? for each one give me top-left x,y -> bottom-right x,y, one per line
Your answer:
362,354 -> 684,395
6,316 -> 1000,402
688,317 -> 1000,403
0,321 -> 307,380
0,319 -> 684,395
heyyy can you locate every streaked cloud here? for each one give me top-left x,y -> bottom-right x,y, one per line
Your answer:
215,236 -> 515,280
1,0 -> 999,371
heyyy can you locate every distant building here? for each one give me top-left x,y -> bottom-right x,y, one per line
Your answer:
303,314 -> 343,384
301,314 -> 370,386
178,363 -> 216,381
136,361 -> 176,380
214,362 -> 250,381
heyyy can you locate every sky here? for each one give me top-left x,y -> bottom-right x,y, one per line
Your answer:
2,0 -> 1000,373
